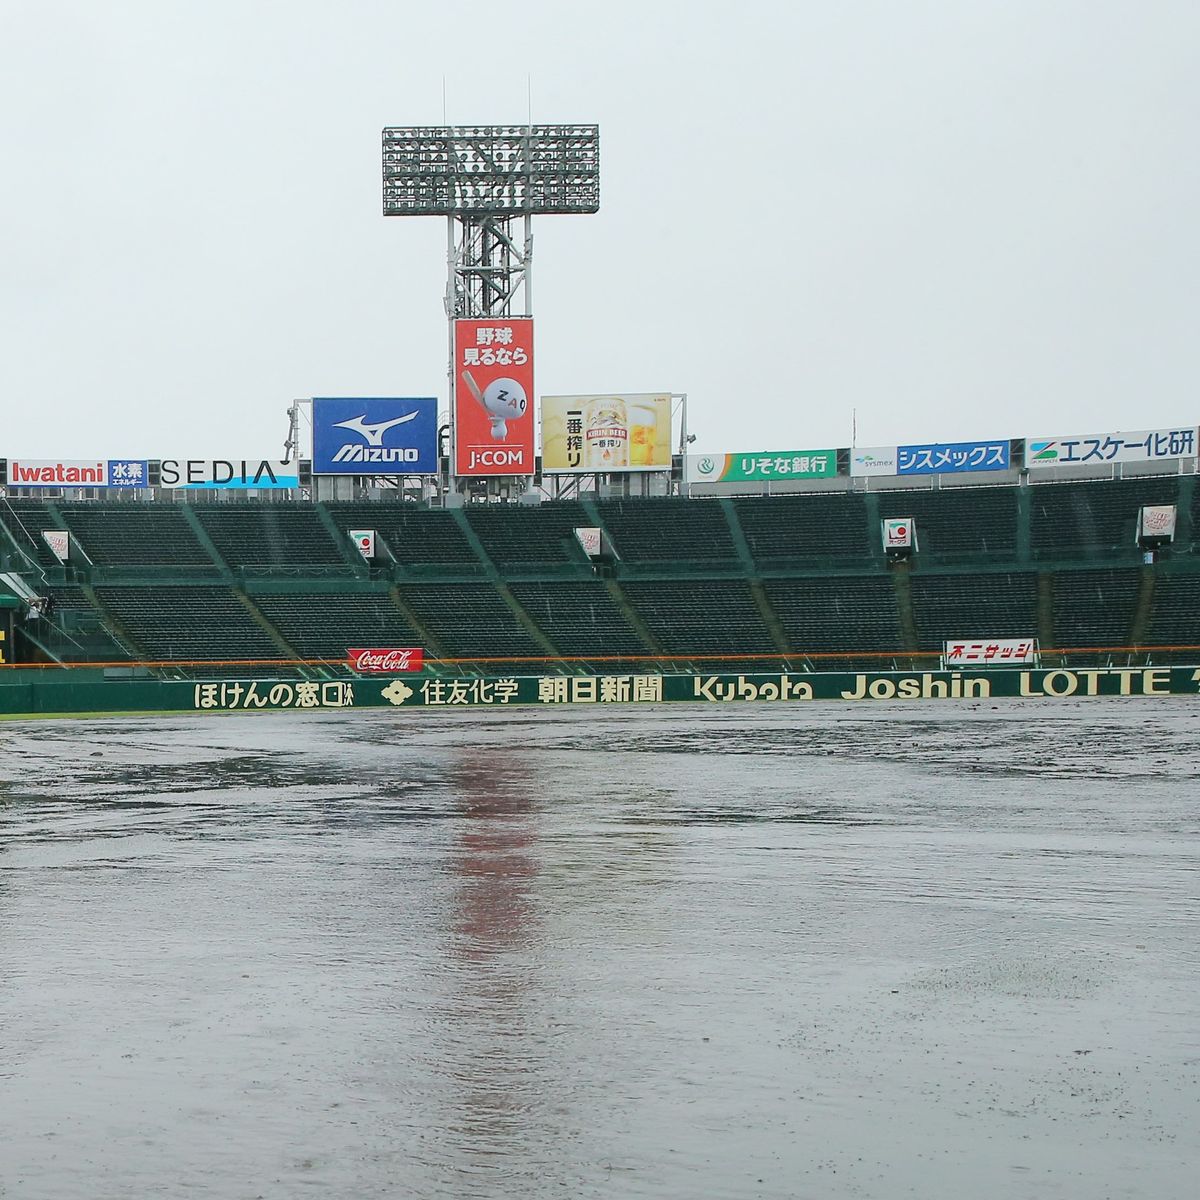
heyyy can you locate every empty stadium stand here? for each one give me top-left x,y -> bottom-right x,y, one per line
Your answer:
463,501 -> 591,570
620,579 -> 776,655
1030,478 -> 1180,561
196,505 -> 350,572
96,586 -> 286,661
877,488 -> 1018,559
734,493 -> 873,565
326,503 -> 480,568
764,576 -> 902,661
58,505 -> 216,570
596,497 -> 739,565
1050,568 -> 1143,657
398,583 -> 545,657
252,591 -> 424,660
0,502 -> 70,572
3,475 -> 1197,672
910,572 -> 1038,651
508,581 -> 648,656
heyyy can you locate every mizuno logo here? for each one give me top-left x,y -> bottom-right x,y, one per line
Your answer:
332,412 -> 418,446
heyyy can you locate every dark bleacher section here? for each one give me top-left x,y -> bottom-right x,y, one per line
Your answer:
0,502 -> 65,571
196,506 -> 348,571
596,498 -> 738,563
35,586 -> 130,662
464,501 -> 589,568
509,581 -> 648,656
764,576 -> 901,658
620,580 -> 775,654
326,504 -> 479,566
1146,574 -> 1200,662
877,488 -> 1017,559
399,584 -> 543,657
59,505 -> 215,570
734,493 -> 871,564
97,587 -> 285,660
1031,478 -> 1180,560
1051,568 -> 1141,649
253,592 -> 423,660
910,572 -> 1038,651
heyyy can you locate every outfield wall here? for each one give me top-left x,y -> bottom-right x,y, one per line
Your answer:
2,667 -> 1198,716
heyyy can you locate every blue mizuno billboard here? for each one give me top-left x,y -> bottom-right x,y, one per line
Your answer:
312,397 -> 439,475
897,440 -> 1009,476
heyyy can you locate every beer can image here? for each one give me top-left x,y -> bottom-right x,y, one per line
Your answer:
583,397 -> 630,470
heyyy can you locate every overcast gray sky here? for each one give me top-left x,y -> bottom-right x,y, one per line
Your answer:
1,1 -> 1196,459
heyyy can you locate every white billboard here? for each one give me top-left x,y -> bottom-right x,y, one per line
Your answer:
850,447 -> 898,477
158,459 -> 299,490
1026,428 -> 1197,468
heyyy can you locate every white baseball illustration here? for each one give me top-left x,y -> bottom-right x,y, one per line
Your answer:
462,370 -> 527,440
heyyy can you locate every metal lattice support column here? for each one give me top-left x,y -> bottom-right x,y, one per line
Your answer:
445,213 -> 532,320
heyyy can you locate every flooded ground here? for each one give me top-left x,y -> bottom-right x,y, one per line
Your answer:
1,698 -> 1198,1199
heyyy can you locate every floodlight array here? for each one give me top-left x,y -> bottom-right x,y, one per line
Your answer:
382,125 -> 600,216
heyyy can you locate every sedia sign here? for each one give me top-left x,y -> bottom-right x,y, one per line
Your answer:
159,459 -> 299,490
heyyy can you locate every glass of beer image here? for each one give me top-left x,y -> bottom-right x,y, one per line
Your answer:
628,402 -> 658,467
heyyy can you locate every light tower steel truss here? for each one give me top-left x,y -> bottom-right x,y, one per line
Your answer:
382,124 -> 599,489
383,124 -> 599,320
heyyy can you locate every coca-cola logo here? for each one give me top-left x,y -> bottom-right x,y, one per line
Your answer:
346,647 -> 424,673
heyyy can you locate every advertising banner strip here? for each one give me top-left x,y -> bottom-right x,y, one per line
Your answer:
8,460 -> 107,487
42,530 -> 70,562
897,440 -> 1009,476
542,394 -> 673,473
169,666 -> 1200,714
346,648 -> 424,673
158,460 -> 299,489
943,639 -> 1038,665
107,460 -> 149,487
453,318 -> 534,477
882,518 -> 913,549
311,397 -> 438,475
849,447 -> 899,477
1026,428 -> 1198,468
686,449 -> 836,483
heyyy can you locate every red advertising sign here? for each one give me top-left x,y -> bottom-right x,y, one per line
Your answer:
347,647 -> 424,673
453,318 -> 534,476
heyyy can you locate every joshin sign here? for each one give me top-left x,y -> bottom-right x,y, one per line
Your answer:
453,318 -> 534,476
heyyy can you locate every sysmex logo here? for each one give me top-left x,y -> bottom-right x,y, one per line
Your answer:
312,398 -> 437,475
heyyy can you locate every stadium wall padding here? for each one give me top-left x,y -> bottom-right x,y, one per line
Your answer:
1,666 -> 1198,716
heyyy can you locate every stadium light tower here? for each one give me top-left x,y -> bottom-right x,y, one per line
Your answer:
382,124 -> 600,320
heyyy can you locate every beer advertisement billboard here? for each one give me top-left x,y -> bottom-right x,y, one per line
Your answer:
541,394 -> 672,473
453,318 -> 534,477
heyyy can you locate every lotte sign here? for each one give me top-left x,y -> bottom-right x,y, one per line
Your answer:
346,647 -> 424,673
453,318 -> 534,476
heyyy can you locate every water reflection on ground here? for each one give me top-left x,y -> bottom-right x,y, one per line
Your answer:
1,699 -> 1198,1198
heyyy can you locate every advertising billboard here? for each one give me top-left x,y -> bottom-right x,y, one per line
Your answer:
686,449 -> 836,484
541,394 -> 673,473
897,441 -> 1009,475
8,460 -> 107,487
159,460 -> 299,490
943,639 -> 1038,666
453,318 -> 534,476
43,530 -> 71,562
882,518 -> 913,549
1025,428 -> 1197,468
312,397 -> 438,475
107,460 -> 149,487
849,447 -> 898,477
